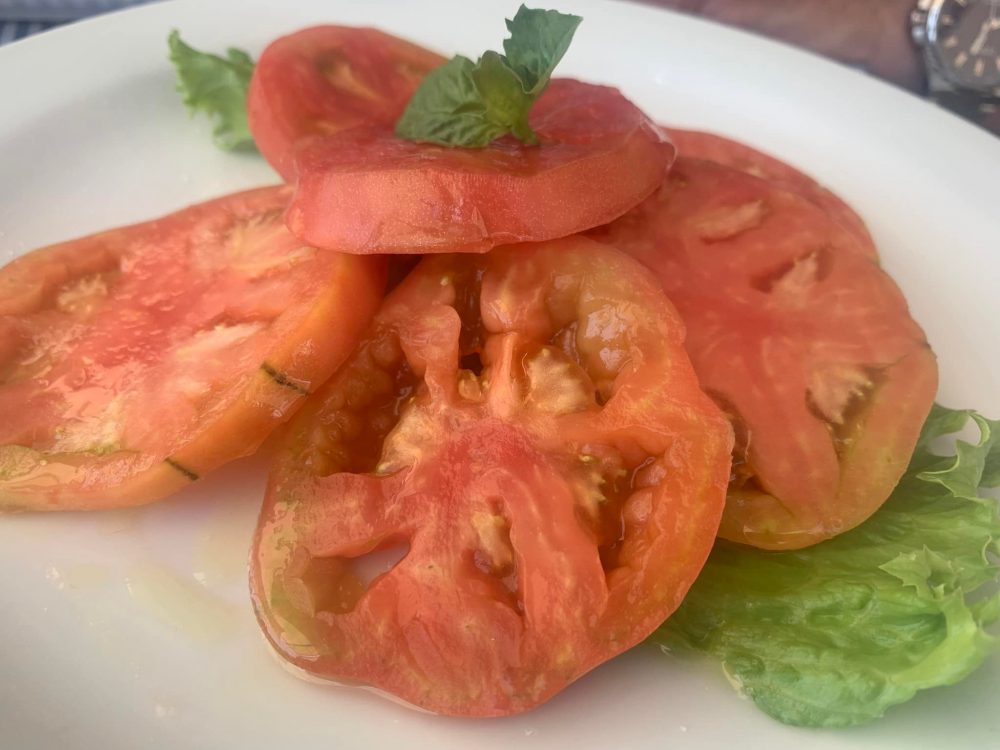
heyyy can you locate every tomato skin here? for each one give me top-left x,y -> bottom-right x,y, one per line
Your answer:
286,79 -> 675,255
251,237 -> 732,716
0,187 -> 385,511
666,128 -> 876,259
248,26 -> 446,180
592,158 -> 937,550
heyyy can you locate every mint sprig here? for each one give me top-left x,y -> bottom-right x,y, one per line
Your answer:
395,5 -> 582,147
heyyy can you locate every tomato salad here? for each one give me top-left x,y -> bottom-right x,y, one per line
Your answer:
3,3 -> 997,731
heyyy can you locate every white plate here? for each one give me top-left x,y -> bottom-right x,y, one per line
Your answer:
1,1 -> 999,748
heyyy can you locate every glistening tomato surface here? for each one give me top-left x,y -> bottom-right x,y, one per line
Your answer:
286,79 -> 675,255
0,188 -> 384,511
592,158 -> 937,550
251,237 -> 732,716
666,128 -> 876,259
248,26 -> 445,180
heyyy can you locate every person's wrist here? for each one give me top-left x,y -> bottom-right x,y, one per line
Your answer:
867,0 -> 927,93
643,0 -> 927,93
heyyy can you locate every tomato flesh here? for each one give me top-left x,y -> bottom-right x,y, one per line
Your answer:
286,79 -> 675,254
251,237 -> 732,716
591,158 -> 937,549
0,187 -> 384,511
666,128 -> 876,259
248,26 -> 446,180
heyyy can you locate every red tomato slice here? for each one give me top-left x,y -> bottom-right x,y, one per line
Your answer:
248,26 -> 446,180
250,237 -> 732,716
286,79 -> 675,255
0,188 -> 384,511
666,128 -> 877,259
591,158 -> 937,550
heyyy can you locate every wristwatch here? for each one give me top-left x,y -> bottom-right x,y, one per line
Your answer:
911,0 -> 1000,134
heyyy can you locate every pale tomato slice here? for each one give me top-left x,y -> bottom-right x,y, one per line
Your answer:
248,25 -> 446,180
0,187 -> 384,511
286,80 -> 675,254
666,128 -> 876,259
251,237 -> 732,716
592,158 -> 937,549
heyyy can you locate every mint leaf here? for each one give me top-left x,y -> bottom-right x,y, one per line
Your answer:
167,30 -> 257,152
655,405 -> 1000,727
395,5 -> 582,147
471,51 -> 537,144
394,56 -> 505,147
503,6 -> 582,95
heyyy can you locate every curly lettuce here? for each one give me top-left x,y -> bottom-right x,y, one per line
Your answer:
167,30 -> 256,151
656,404 -> 1000,727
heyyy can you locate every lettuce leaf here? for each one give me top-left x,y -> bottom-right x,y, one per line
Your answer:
167,30 -> 256,152
395,5 -> 581,147
656,404 -> 1000,727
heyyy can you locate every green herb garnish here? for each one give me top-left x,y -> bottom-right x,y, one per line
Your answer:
395,5 -> 581,147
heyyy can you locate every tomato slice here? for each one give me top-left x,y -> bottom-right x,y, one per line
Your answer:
248,26 -> 446,180
591,158 -> 937,550
0,187 -> 384,511
250,237 -> 732,716
666,128 -> 876,259
286,79 -> 675,255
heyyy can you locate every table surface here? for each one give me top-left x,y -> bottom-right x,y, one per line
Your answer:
0,0 -> 157,42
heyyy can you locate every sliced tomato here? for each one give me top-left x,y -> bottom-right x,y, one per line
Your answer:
666,128 -> 876,258
0,188 -> 384,511
250,237 -> 732,716
591,158 -> 937,550
286,79 -> 675,255
248,26 -> 446,180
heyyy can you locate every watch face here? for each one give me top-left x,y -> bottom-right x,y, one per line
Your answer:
929,0 -> 1000,89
